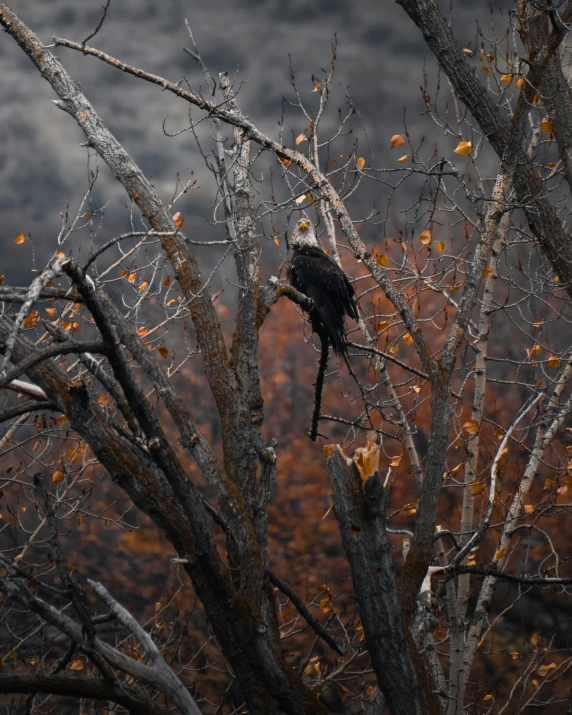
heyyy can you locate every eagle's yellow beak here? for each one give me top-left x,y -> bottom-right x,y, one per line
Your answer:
298,220 -> 310,231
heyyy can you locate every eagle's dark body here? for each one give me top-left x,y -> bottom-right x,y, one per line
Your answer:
288,244 -> 359,356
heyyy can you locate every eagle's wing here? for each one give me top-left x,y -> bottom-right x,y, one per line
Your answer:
289,247 -> 359,354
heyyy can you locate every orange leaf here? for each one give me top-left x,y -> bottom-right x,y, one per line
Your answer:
376,254 -> 388,267
173,212 -> 184,229
463,420 -> 480,435
357,156 -> 366,170
70,660 -> 84,671
295,132 -> 306,145
127,272 -> 136,284
14,234 -> 25,245
517,78 -> 525,88
46,307 -> 57,317
482,266 -> 492,279
470,482 -> 486,495
402,333 -> 413,345
500,74 -> 513,84
541,118 -> 553,137
376,321 -> 388,332
547,355 -> 561,368
52,470 -> 64,484
418,230 -> 432,245
524,504 -> 534,514
436,240 -> 445,252
494,547 -> 505,560
454,140 -> 472,156
390,134 -> 405,149
396,154 -> 408,163
279,156 -> 293,168
163,276 -> 171,287
137,327 -> 148,337
158,347 -> 169,359
139,282 -> 148,291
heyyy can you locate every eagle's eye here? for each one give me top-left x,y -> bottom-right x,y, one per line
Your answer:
298,220 -> 310,231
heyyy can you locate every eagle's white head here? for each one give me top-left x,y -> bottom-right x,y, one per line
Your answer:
291,217 -> 319,248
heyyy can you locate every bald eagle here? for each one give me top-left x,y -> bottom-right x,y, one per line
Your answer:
288,218 -> 359,356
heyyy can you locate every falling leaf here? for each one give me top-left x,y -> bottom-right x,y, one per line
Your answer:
337,685 -> 349,702
483,694 -> 493,702
56,251 -> 66,258
376,254 -> 388,267
52,470 -> 64,484
155,601 -> 162,612
462,48 -> 472,54
295,132 -> 306,145
376,320 -> 388,332
173,212 -> 184,229
163,276 -> 172,287
23,311 -> 40,329
454,140 -> 472,156
531,632 -> 541,646
463,420 -> 480,434
402,333 -> 414,345
436,241 -> 445,252
517,78 -> 525,88
390,134 -> 405,149
127,272 -> 136,284
77,515 -> 83,526
14,234 -> 25,245
167,298 -> 176,307
510,651 -> 520,660
451,281 -> 462,293
390,456 -> 402,467
482,266 -> 492,279
524,504 -> 534,514
273,236 -> 280,246
320,597 -> 333,613
137,327 -> 148,337
396,154 -> 408,163
139,282 -> 148,291
557,485 -> 568,495
500,74 -> 513,84
279,156 -> 293,168
46,307 -> 57,317
543,478 -> 553,490
494,547 -> 505,561
357,156 -> 366,170
295,195 -> 307,204
158,347 -> 169,359
541,118 -> 553,137
70,660 -> 84,671
470,482 -> 486,496
536,662 -> 557,677
481,65 -> 490,74
547,162 -> 558,169
547,355 -> 561,368
418,230 -> 432,245
531,344 -> 541,354
98,395 -> 109,406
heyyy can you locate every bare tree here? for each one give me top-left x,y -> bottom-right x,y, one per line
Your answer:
1,1 -> 572,713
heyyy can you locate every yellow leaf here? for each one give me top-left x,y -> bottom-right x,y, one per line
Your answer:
482,266 -> 492,279
547,355 -> 560,368
418,230 -> 432,245
396,154 -> 408,163
357,156 -> 366,170
402,333 -> 413,345
295,132 -> 306,145
510,651 -> 520,660
390,456 -> 402,468
463,420 -> 480,435
470,482 -> 486,496
500,73 -> 513,84
158,347 -> 169,359
541,118 -> 553,137
139,282 -> 148,291
376,321 -> 388,332
376,254 -> 388,266
127,272 -> 136,284
70,659 -> 84,671
531,344 -> 541,354
483,694 -> 493,702
155,601 -> 162,612
517,78 -> 525,88
543,478 -> 553,490
494,547 -> 505,561
436,241 -> 445,252
481,65 -> 490,74
531,632 -> 541,646
52,470 -> 64,484
454,140 -> 472,156
537,662 -> 557,677
14,234 -> 25,245
390,134 -> 405,149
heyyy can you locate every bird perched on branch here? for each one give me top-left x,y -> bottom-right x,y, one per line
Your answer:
287,217 -> 359,356
288,216 -> 359,440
